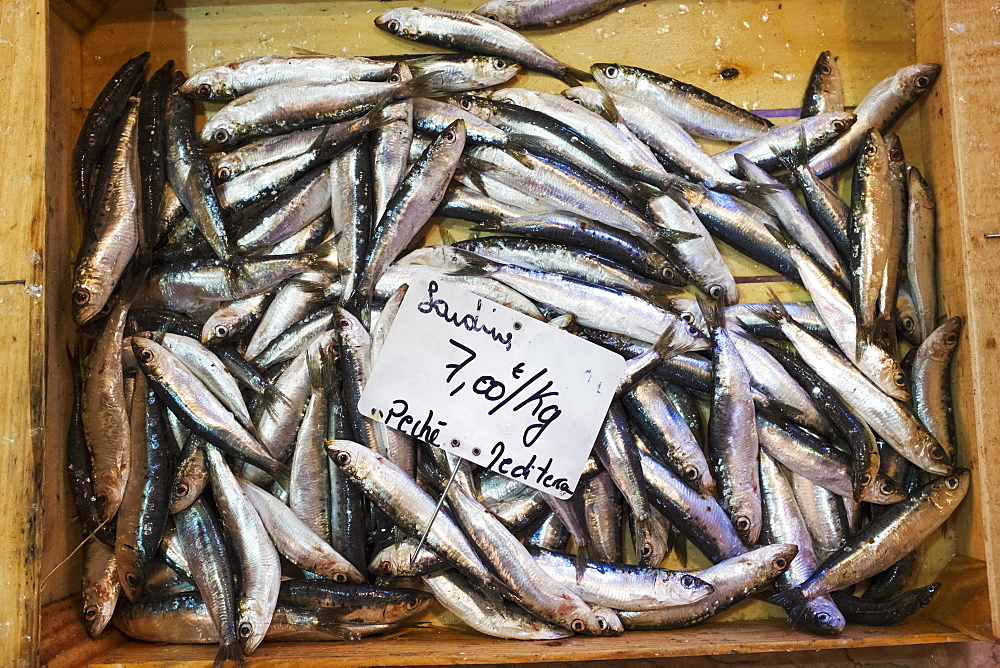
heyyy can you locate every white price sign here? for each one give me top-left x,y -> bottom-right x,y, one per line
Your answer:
360,278 -> 625,498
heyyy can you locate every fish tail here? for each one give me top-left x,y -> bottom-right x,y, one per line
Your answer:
748,287 -> 789,328
770,587 -> 810,628
574,544 -> 590,583
652,320 -> 694,361
306,341 -> 339,391
214,638 -> 246,668
696,293 -> 726,330
645,281 -> 684,309
307,235 -> 341,274
559,65 -> 594,87
710,180 -> 788,198
592,83 -> 622,124
442,247 -> 502,278
400,70 -> 451,100
652,228 -> 700,256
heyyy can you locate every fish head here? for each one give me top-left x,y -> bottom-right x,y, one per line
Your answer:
797,596 -> 846,637
334,307 -> 371,349
91,469 -> 126,522
857,339 -> 910,401
806,112 -> 856,147
917,434 -> 955,475
381,588 -> 435,622
201,310 -> 241,344
561,86 -> 604,115
856,128 -> 889,179
863,474 -> 908,505
657,572 -> 715,605
375,8 -> 424,40
326,438 -> 371,480
893,63 -> 941,99
471,0 -> 514,25
591,63 -> 634,94
590,606 -> 624,636
463,55 -> 520,87
117,551 -> 148,603
924,316 -> 963,363
81,581 -> 118,638
452,94 -> 494,122
179,66 -> 237,101
238,597 -> 271,653
72,263 -> 114,325
368,543 -> 406,579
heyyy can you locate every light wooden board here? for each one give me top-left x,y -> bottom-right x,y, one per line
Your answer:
31,0 -> 999,663
915,0 -> 1000,638
41,10 -> 87,609
0,0 -> 49,664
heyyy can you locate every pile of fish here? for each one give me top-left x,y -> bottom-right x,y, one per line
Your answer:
68,2 -> 967,665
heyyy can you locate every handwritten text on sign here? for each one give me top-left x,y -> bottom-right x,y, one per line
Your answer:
360,279 -> 625,498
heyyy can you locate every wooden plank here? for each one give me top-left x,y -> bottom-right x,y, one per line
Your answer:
49,0 -> 113,35
0,0 -> 49,664
914,0 -> 1000,637
40,10 -> 86,609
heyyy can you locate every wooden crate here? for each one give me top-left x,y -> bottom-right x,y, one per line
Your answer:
2,0 -> 996,664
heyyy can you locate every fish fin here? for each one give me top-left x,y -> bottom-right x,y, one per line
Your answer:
468,220 -> 502,233
574,544 -> 589,582
652,228 -> 700,257
747,289 -> 787,327
400,71 -> 452,100
589,84 -> 623,124
504,146 -> 538,170
440,247 -> 503,278
770,587 -> 810,628
271,462 -> 292,492
213,638 -> 246,668
260,381 -> 294,420
559,65 -> 594,88
462,167 -> 490,196
291,46 -> 330,57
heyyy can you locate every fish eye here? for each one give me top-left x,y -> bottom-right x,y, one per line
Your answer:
661,267 -> 675,280
95,492 -> 108,508
915,75 -> 931,89
815,611 -> 830,623
902,316 -> 915,332
379,561 -> 394,576
389,73 -> 402,83
735,516 -> 751,532
880,480 -> 896,496
385,19 -> 400,34
597,617 -> 607,629
175,482 -> 189,496
679,312 -> 694,323
640,543 -> 653,558
213,127 -> 232,145
604,65 -> 619,79
893,372 -> 907,387
819,64 -> 832,75
485,13 -> 500,22
442,130 -> 456,142
337,319 -> 351,330
773,556 -> 788,570
681,574 -> 698,589
333,572 -> 349,583
688,325 -> 699,336
570,619 -> 586,632
832,120 -> 846,131
863,142 -> 878,156
459,97 -> 473,110
216,166 -> 232,181
859,473 -> 872,486
945,333 -> 958,345
683,466 -> 699,481
239,622 -> 253,638
125,572 -> 140,588
945,475 -> 959,489
84,605 -> 98,621
214,325 -> 230,339
930,445 -> 947,461
334,451 -> 351,467
196,83 -> 213,99
493,58 -> 507,70
709,285 -> 724,299
72,288 -> 91,306
405,597 -> 420,609
889,149 -> 904,162
138,348 -> 155,364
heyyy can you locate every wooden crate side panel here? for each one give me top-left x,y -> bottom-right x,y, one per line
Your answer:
49,0 -> 113,35
915,0 -> 1000,636
0,0 -> 50,663
41,11 -> 86,608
